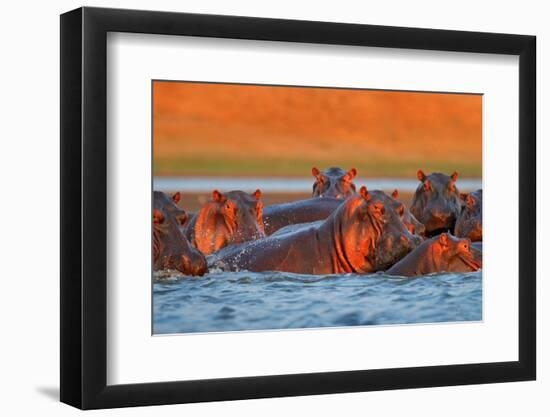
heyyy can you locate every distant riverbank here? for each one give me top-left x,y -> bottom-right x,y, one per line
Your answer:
154,176 -> 482,211
153,176 -> 482,193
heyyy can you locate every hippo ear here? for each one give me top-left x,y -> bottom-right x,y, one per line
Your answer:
359,186 -> 371,200
417,169 -> 426,182
153,209 -> 165,224
397,204 -> 405,217
438,233 -> 449,247
212,190 -> 224,202
172,192 -> 181,204
312,167 -> 321,179
451,171 -> 459,182
391,189 -> 399,199
252,189 -> 262,200
423,180 -> 431,192
466,194 -> 476,208
347,168 -> 357,180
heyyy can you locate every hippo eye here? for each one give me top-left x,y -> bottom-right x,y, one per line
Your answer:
375,204 -> 385,215
463,242 -> 469,251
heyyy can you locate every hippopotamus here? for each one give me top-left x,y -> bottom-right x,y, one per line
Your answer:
262,197 -> 343,235
186,189 -> 265,255
372,189 -> 426,238
270,190 -> 426,239
155,191 -> 189,227
455,189 -> 482,241
153,191 -> 207,276
270,220 -> 324,237
386,232 -> 482,277
312,167 -> 357,199
410,170 -> 462,237
208,186 -> 421,274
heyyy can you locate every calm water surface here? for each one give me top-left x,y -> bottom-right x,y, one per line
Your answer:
153,270 -> 482,334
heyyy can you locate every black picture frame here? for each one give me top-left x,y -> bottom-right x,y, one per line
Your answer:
60,6 -> 536,410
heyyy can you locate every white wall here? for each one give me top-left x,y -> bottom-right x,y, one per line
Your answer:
0,1 -> 545,416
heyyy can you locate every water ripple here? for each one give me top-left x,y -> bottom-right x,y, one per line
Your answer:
153,270 -> 482,334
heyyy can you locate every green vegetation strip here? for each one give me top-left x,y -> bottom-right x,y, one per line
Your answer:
154,157 -> 482,178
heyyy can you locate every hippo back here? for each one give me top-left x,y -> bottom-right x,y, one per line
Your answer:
263,197 -> 342,235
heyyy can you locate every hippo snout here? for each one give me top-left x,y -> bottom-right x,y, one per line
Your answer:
424,210 -> 456,235
179,254 -> 207,276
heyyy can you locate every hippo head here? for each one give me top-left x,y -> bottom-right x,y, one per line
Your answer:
154,191 -> 189,228
455,190 -> 482,242
312,167 -> 357,199
194,189 -> 266,255
372,189 -> 426,238
153,191 -> 207,276
410,170 -> 462,236
333,186 -> 421,273
430,233 -> 481,271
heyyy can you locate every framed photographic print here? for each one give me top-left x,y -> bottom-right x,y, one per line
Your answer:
60,6 -> 536,409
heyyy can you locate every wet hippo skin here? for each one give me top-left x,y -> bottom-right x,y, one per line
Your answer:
410,170 -> 462,237
187,189 -> 265,255
153,191 -> 207,276
371,189 -> 426,238
208,187 -> 421,274
271,189 -> 426,239
386,232 -> 482,277
262,197 -> 343,235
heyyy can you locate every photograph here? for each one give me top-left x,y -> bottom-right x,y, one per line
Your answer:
152,81 -> 483,334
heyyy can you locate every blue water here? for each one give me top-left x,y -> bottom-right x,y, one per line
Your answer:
153,270 -> 482,334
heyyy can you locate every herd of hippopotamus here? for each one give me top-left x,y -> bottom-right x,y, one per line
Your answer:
153,167 -> 483,278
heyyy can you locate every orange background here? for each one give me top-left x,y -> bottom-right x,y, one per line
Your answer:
153,81 -> 482,177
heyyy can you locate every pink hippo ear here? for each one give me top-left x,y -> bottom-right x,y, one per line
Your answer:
439,233 -> 449,247
212,190 -> 225,202
423,180 -> 431,192
359,186 -> 371,201
417,169 -> 426,182
312,167 -> 321,178
451,171 -> 459,182
397,204 -> 405,217
391,189 -> 399,199
153,209 -> 165,225
252,189 -> 262,200
172,192 -> 181,204
345,168 -> 357,181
